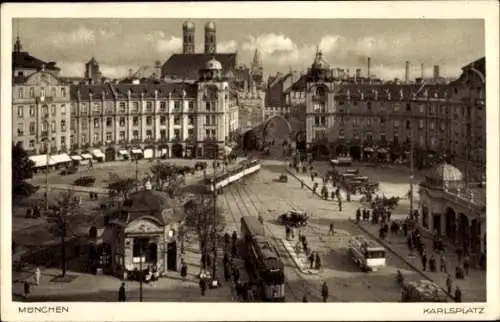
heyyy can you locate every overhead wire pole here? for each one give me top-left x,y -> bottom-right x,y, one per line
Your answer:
42,96 -> 50,212
211,156 -> 218,285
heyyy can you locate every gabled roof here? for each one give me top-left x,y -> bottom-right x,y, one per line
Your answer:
13,51 -> 60,71
123,190 -> 184,225
161,53 -> 237,80
70,82 -> 198,100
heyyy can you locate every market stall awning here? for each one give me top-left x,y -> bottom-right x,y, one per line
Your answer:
364,147 -> 375,152
131,149 -> 143,154
377,148 -> 388,153
71,155 -> 82,161
81,153 -> 93,159
143,148 -> 154,159
50,153 -> 72,164
29,154 -> 54,168
92,149 -> 105,158
118,150 -> 129,156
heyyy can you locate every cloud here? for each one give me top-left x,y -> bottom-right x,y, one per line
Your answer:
58,61 -> 85,77
156,36 -> 182,53
100,64 -> 136,79
319,35 -> 343,54
218,40 -> 238,53
46,25 -> 98,48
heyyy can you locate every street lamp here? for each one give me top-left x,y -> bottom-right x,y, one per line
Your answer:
211,158 -> 218,286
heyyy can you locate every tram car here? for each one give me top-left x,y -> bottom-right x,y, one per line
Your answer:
330,157 -> 353,166
348,235 -> 386,272
240,216 -> 286,302
401,280 -> 448,302
206,159 -> 261,192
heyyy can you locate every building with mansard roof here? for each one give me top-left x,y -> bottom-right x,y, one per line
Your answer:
12,37 -> 61,78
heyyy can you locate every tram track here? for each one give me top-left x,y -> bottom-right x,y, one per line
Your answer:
228,176 -> 321,302
236,170 -> 388,302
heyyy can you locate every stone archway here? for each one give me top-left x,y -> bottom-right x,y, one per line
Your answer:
242,130 -> 258,150
458,213 -> 470,251
445,207 -> 457,240
262,115 -> 293,144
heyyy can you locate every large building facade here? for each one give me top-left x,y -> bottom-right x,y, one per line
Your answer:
13,54 -> 237,161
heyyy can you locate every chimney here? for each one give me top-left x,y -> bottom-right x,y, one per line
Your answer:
405,61 -> 410,84
421,63 -> 424,79
367,57 -> 371,80
433,65 -> 440,80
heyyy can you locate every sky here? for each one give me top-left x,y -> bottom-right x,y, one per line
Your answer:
14,18 -> 484,81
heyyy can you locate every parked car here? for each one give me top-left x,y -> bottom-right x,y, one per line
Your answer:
60,165 -> 78,176
278,211 -> 309,228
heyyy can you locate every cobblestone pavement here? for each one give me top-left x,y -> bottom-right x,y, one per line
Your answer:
217,165 -> 427,302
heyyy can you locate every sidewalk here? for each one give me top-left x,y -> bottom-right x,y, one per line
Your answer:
12,236 -> 235,302
353,219 -> 486,302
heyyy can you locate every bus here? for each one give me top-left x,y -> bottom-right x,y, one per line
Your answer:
348,235 -> 386,272
240,216 -> 285,301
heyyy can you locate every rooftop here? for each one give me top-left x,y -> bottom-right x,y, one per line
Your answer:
161,53 -> 237,80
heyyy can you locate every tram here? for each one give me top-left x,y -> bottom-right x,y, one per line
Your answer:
240,216 -> 286,301
206,158 -> 261,192
348,235 -> 386,272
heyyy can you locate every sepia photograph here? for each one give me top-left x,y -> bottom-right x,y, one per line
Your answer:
1,2 -> 499,321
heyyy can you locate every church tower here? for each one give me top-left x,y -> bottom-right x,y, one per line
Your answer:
204,21 -> 217,54
182,20 -> 195,54
251,48 -> 264,88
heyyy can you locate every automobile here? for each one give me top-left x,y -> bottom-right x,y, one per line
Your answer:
195,161 -> 208,171
278,211 -> 309,228
277,174 -> 288,183
60,165 -> 78,176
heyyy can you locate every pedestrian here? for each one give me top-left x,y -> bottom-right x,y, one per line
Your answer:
301,181 -> 305,189
321,281 -> 329,302
421,253 -> 427,271
23,280 -> 30,299
309,252 -> 315,269
454,286 -> 462,303
302,295 -> 308,302
338,200 -> 343,212
329,223 -> 334,236
463,255 -> 470,276
118,282 -> 126,302
233,268 -> 240,283
34,267 -> 41,286
331,190 -> 335,201
440,254 -> 447,273
199,278 -> 207,296
455,265 -> 464,280
315,254 -> 322,270
224,264 -> 231,282
181,259 -> 188,278
446,274 -> 453,294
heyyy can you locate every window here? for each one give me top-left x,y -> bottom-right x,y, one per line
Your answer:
419,119 -> 424,129
29,122 -> 36,135
81,103 -> 88,115
132,102 -> 139,113
61,88 -> 66,97
160,116 -> 166,125
367,102 -> 372,110
17,88 -> 23,99
133,116 -> 139,126
61,104 -> 66,115
61,120 -> 66,131
106,117 -> 112,127
40,87 -> 45,98
93,103 -> 101,114
146,130 -> 152,139
29,140 -> 35,149
393,104 -> 400,112
29,88 -> 35,98
71,119 -> 76,131
93,133 -> 99,142
394,120 -> 400,128
119,131 -> 126,140
160,102 -> 167,112
81,134 -> 87,144
17,123 -> 24,136
174,129 -> 180,139
205,129 -> 211,138
380,117 -> 385,124
146,116 -> 152,126
430,122 -> 435,130
406,120 -> 411,129
17,106 -> 24,118
29,105 -> 35,117
60,136 -> 66,146
42,122 -> 48,131
174,100 -> 181,111
406,103 -> 411,111
119,117 -> 126,127
174,116 -> 181,125
94,118 -> 100,128
106,132 -> 112,142
119,102 -> 126,113
440,122 -> 445,131
42,105 -> 48,116
82,120 -> 88,130
51,87 -> 56,97
188,101 -> 195,111
188,115 -> 194,125
146,101 -> 153,112
419,104 -> 425,113
50,121 -> 56,132
211,115 -> 216,125
206,101 -> 211,111
187,128 -> 194,138
133,130 -> 139,139
160,129 -> 166,139
393,135 -> 399,145
51,104 -> 56,116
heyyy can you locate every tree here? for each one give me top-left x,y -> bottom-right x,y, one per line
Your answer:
48,190 -> 85,277
183,196 -> 226,268
107,176 -> 137,203
150,162 -> 184,197
12,142 -> 36,197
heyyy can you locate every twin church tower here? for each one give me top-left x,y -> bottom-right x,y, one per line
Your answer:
182,20 -> 216,54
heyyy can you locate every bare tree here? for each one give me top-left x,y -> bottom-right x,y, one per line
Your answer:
107,176 -> 137,202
